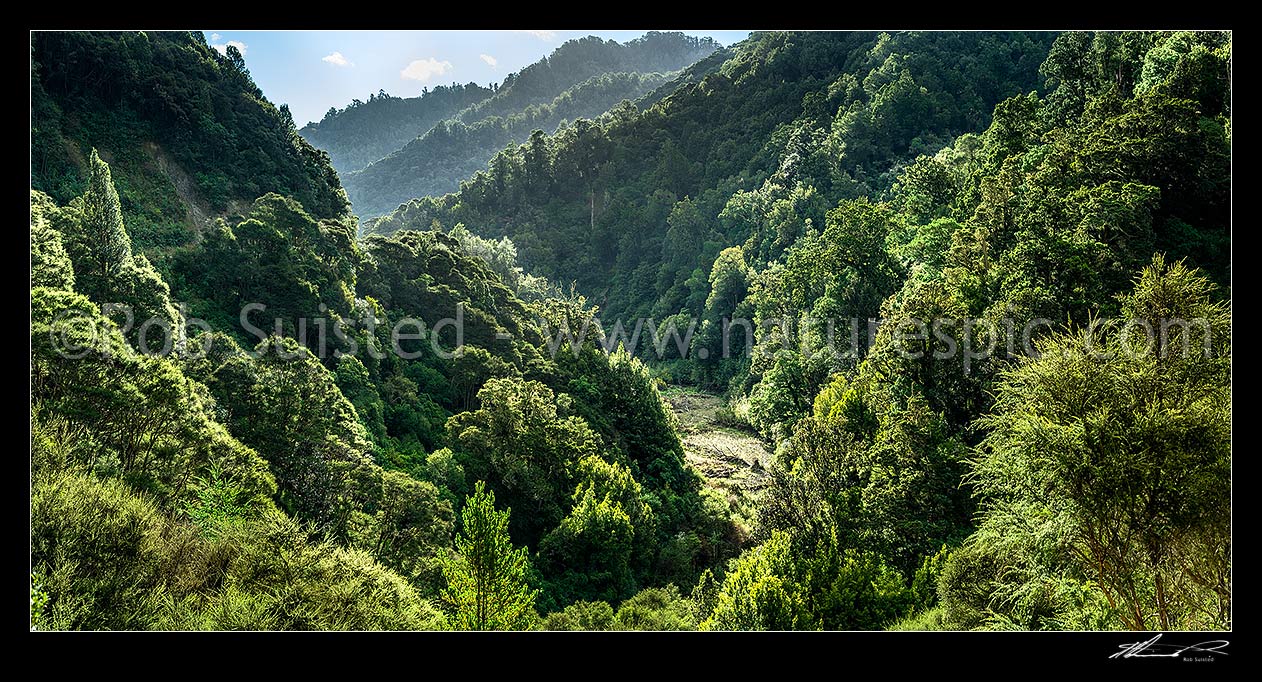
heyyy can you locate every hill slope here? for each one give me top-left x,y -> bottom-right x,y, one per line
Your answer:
32,31 -> 349,252
300,83 -> 495,174
344,70 -> 676,218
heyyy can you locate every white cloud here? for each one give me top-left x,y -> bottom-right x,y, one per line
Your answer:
212,40 -> 248,56
516,30 -> 556,41
210,33 -> 221,41
322,51 -> 353,67
479,53 -> 498,68
400,57 -> 453,82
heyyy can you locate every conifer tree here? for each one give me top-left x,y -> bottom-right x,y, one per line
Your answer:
442,482 -> 538,630
72,149 -> 133,300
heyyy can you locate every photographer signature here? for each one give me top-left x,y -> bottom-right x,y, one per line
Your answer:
1110,634 -> 1229,660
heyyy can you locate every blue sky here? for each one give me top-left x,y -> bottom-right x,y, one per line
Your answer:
201,30 -> 753,127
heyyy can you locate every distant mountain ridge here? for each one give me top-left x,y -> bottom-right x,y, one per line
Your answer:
301,31 -> 722,218
300,83 -> 496,174
342,70 -> 676,218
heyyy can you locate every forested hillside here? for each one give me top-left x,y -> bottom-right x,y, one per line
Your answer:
343,71 -> 678,218
308,32 -> 722,218
368,31 -> 1059,320
30,30 -> 1231,632
32,32 -> 349,254
300,83 -> 495,174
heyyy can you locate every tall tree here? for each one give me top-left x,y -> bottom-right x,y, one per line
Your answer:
446,377 -> 600,547
442,482 -> 538,630
71,149 -> 132,300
